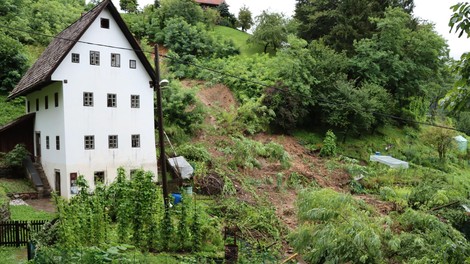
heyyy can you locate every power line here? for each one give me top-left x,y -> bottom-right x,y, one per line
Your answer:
3,25 -> 463,132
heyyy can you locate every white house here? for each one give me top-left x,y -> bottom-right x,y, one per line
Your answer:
7,0 -> 158,198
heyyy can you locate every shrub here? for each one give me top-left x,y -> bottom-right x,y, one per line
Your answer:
215,97 -> 275,136
290,189 -> 383,263
319,130 -> 337,157
3,144 -> 29,168
175,144 -> 211,164
162,80 -> 205,135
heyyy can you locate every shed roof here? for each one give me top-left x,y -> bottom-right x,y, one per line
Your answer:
194,0 -> 225,6
9,0 -> 156,99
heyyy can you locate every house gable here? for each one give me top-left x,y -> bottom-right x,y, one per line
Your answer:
9,0 -> 156,99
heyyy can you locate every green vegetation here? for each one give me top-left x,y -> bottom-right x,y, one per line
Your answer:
0,247 -> 26,264
0,94 -> 24,126
211,26 -> 264,56
9,205 -> 55,221
3,0 -> 470,263
0,178 -> 36,193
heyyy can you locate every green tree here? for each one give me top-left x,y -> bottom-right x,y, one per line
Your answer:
28,0 -> 84,45
248,11 -> 288,53
422,120 -> 456,161
294,0 -> 415,54
120,0 -> 138,13
217,1 -> 237,27
351,8 -> 447,112
0,32 -> 28,91
442,2 -> 470,112
237,5 -> 254,32
154,0 -> 204,30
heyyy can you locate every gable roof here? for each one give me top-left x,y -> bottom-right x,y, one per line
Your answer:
194,0 -> 225,6
9,0 -> 156,99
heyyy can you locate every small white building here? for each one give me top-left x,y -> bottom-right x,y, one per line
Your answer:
7,0 -> 158,198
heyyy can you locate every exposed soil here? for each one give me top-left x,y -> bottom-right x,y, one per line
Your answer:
188,80 -> 396,262
196,83 -> 238,111
26,198 -> 57,213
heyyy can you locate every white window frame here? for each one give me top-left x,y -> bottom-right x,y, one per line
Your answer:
108,135 -> 118,149
84,135 -> 95,150
107,93 -> 117,107
131,134 -> 140,148
83,92 -> 93,107
90,51 -> 100,66
131,95 -> 140,108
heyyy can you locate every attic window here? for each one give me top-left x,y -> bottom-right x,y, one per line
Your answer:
101,18 -> 110,29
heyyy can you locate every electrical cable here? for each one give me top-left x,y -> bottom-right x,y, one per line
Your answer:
2,25 -> 463,132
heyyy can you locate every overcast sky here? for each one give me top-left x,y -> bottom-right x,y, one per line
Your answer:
111,0 -> 469,59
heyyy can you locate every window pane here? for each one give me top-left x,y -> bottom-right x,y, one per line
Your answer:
131,134 -> 140,148
108,135 -> 118,149
101,18 -> 109,29
84,135 -> 94,150
107,94 -> 116,107
129,60 -> 136,69
111,53 -> 120,67
131,95 -> 140,108
90,51 -> 100,66
83,92 -> 93,106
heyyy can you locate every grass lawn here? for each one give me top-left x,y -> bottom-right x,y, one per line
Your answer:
0,247 -> 27,264
0,178 -> 36,193
211,26 -> 267,56
9,205 -> 56,221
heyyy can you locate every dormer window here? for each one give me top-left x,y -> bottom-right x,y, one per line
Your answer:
101,18 -> 109,29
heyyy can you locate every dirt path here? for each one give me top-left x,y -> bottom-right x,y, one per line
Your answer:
26,198 -> 57,213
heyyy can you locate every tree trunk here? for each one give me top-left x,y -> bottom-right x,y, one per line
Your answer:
264,43 -> 269,53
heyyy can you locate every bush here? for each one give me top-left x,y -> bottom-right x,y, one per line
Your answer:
175,144 -> 211,164
215,97 -> 275,136
222,137 -> 290,169
319,130 -> 337,157
162,80 -> 205,135
290,189 -> 383,263
3,144 -> 29,168
457,111 -> 470,135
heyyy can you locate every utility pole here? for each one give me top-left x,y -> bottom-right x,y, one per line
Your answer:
154,44 -> 169,208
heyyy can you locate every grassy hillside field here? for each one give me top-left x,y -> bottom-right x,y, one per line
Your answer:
211,26 -> 268,56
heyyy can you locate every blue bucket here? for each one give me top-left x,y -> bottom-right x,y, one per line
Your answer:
171,193 -> 182,205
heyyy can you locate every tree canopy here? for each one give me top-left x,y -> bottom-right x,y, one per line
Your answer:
294,0 -> 415,54
237,5 -> 254,32
248,11 -> 288,53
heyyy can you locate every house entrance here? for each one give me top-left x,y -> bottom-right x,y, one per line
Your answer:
35,132 -> 41,162
55,170 -> 61,196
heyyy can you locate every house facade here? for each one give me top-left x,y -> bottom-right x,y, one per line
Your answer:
8,0 -> 158,198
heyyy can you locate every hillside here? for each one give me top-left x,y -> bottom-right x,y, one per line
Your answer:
178,79 -> 470,262
211,26 -> 266,56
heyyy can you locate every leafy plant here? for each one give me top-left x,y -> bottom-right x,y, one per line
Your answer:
290,189 -> 383,263
319,130 -> 337,157
3,144 -> 29,168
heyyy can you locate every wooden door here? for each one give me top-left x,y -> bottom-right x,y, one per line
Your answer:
55,170 -> 61,196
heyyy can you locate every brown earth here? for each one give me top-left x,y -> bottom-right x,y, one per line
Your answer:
188,81 -> 396,262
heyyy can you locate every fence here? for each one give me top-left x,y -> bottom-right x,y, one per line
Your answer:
0,220 -> 48,247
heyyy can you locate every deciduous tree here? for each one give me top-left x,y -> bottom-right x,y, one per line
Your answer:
0,33 -> 28,91
237,5 -> 253,32
120,0 -> 138,13
248,11 -> 288,53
